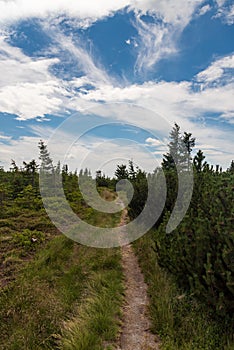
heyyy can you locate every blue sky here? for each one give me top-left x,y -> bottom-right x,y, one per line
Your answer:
0,0 -> 233,174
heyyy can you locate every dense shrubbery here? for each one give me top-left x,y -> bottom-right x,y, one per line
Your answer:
155,169 -> 234,316
127,124 -> 234,322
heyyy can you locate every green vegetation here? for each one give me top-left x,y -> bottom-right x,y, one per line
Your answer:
128,124 -> 234,349
0,142 -> 124,349
0,128 -> 233,349
134,232 -> 234,350
155,169 -> 234,316
0,235 -> 123,349
58,248 -> 123,350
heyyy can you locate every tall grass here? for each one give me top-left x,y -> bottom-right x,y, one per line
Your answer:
0,235 -> 124,349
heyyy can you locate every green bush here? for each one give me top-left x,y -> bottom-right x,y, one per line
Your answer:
155,171 -> 234,316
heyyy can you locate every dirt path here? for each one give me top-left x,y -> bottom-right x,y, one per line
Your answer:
116,208 -> 160,350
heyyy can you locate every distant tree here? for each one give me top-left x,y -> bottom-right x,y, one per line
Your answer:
38,140 -> 54,173
115,164 -> 129,180
128,167 -> 147,219
193,150 -> 207,172
62,163 -> 68,175
128,160 -> 137,180
227,160 -> 234,173
96,170 -> 102,179
10,159 -> 19,172
83,168 -> 89,177
183,132 -> 196,155
182,132 -> 195,168
23,159 -> 39,187
95,171 -> 113,187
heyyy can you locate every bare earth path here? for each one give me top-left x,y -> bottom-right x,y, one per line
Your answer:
116,207 -> 160,350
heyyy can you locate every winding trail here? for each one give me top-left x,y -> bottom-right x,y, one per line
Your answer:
116,207 -> 160,350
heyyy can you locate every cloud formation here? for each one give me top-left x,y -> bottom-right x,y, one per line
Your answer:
0,1 -> 233,170
0,0 -> 130,26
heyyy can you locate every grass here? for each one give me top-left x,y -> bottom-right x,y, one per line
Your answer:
134,231 -> 234,350
0,208 -> 57,287
57,255 -> 124,350
0,235 -> 124,350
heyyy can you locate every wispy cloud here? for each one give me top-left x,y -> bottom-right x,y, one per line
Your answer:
133,15 -> 177,72
130,0 -> 205,72
130,0 -> 205,25
214,0 -> 234,24
45,29 -> 112,86
196,54 -> 234,85
198,4 -> 211,16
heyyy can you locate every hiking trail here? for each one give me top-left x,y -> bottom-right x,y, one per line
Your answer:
115,207 -> 160,350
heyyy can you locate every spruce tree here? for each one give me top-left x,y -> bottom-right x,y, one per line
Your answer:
162,123 -> 181,170
38,140 -> 54,173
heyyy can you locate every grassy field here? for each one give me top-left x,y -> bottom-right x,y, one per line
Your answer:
0,189 -> 124,350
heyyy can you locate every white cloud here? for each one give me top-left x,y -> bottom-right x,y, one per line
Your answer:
215,0 -> 226,6
214,0 -> 234,24
146,137 -> 164,147
0,36 -> 70,119
130,0 -> 204,25
0,36 -> 59,87
71,60 -> 234,168
78,72 -> 234,129
0,134 -> 12,141
0,30 -> 112,120
0,0 -> 131,26
0,136 -> 41,169
225,4 -> 234,24
220,111 -> 234,124
197,54 -> 234,84
198,4 -> 211,16
0,0 -> 205,28
77,139 -> 159,175
0,81 -> 67,120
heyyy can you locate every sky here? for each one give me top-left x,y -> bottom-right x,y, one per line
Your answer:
0,0 -> 233,175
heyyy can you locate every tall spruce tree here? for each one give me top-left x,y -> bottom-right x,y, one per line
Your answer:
38,140 -> 54,173
162,123 -> 195,171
